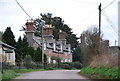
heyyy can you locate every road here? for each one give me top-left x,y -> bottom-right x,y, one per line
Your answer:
15,70 -> 89,79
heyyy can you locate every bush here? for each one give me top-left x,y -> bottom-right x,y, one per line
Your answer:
60,64 -> 72,69
71,62 -> 83,69
60,62 -> 83,69
45,67 -> 55,70
90,54 -> 119,68
24,55 -> 37,69
36,63 -> 44,69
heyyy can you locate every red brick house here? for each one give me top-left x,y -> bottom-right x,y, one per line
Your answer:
25,19 -> 72,64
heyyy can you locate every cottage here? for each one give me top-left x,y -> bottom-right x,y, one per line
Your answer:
0,41 -> 16,65
25,19 -> 72,64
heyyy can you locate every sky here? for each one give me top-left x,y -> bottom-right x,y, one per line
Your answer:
0,0 -> 119,46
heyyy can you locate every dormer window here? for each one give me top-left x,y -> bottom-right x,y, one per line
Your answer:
49,43 -> 53,46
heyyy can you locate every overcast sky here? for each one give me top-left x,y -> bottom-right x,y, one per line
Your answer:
0,0 -> 119,46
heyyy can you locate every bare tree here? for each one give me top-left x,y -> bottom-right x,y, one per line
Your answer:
81,25 -> 103,66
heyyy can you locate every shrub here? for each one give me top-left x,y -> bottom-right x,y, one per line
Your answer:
90,54 -> 118,68
45,67 -> 55,70
71,62 -> 83,69
60,62 -> 83,69
60,64 -> 71,69
24,55 -> 37,69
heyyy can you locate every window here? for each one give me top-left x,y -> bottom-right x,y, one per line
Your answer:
8,53 -> 11,60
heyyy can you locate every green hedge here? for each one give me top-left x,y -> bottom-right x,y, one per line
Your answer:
80,66 -> 119,79
60,62 -> 83,69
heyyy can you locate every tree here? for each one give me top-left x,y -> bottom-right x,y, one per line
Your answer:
72,46 -> 83,63
34,47 -> 42,62
2,27 -> 16,46
34,13 -> 79,50
81,26 -> 103,66
15,35 -> 29,62
27,47 -> 35,60
34,47 -> 47,63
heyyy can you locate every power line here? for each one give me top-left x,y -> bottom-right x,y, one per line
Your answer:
102,10 -> 118,32
72,0 -> 98,5
102,0 -> 116,10
79,8 -> 97,24
15,0 -> 32,19
102,10 -> 118,35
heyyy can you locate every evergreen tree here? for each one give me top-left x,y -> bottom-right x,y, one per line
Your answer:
72,46 -> 83,63
2,27 -> 16,46
27,47 -> 35,60
34,47 -> 47,63
15,36 -> 22,62
15,35 -> 29,62
34,13 -> 79,50
34,47 -> 42,62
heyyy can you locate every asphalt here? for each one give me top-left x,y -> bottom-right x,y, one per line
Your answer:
14,70 -> 90,79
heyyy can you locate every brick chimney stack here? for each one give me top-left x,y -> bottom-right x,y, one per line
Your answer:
26,19 -> 34,32
59,30 -> 66,40
43,24 -> 53,39
80,34 -> 85,45
104,40 -> 109,47
59,30 -> 67,45
25,19 -> 34,46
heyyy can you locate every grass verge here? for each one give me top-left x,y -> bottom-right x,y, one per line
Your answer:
2,69 -> 47,80
2,70 -> 19,80
14,69 -> 46,73
80,65 -> 119,79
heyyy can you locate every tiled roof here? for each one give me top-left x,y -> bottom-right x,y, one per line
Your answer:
0,41 -> 15,49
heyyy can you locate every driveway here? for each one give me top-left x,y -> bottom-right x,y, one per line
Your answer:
15,70 -> 89,79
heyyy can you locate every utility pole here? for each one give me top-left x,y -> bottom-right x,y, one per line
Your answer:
98,3 -> 102,55
115,40 -> 117,46
98,3 -> 101,39
41,20 -> 45,66
42,27 -> 44,64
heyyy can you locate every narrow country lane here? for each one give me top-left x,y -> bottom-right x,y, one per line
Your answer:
15,70 -> 89,79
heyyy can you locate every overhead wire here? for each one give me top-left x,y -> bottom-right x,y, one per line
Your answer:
15,0 -> 32,19
72,0 -> 98,5
102,0 -> 116,10
102,10 -> 118,35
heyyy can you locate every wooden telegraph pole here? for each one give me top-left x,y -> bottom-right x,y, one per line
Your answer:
98,3 -> 102,55
98,3 -> 101,39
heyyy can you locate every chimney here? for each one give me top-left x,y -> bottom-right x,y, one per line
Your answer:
25,19 -> 34,46
59,30 -> 67,45
80,34 -> 85,45
104,40 -> 109,47
59,30 -> 66,40
43,24 -> 53,39
26,19 -> 34,31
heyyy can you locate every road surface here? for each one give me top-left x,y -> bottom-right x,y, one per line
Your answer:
15,70 -> 88,79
